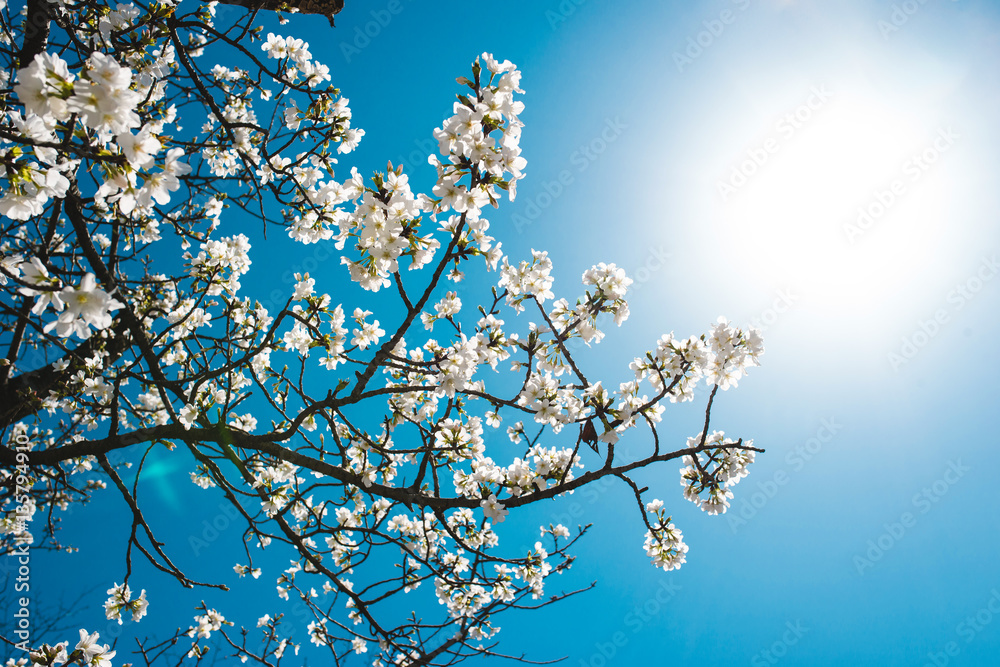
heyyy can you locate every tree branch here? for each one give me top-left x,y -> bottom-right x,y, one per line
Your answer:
215,0 -> 345,26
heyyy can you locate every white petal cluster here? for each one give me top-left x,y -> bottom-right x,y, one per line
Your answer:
498,249 -> 554,311
421,291 -> 462,330
546,263 -> 634,348
479,494 -> 508,523
75,630 -> 115,667
335,170 -> 440,291
187,609 -> 227,640
260,33 -> 331,88
252,461 -> 304,518
428,335 -> 482,398
631,317 -> 764,403
186,234 -> 252,296
706,317 -> 765,390
581,262 -> 632,326
517,372 -> 590,432
428,52 -> 526,213
4,50 -> 188,223
642,502 -> 689,572
453,441 -> 582,504
42,274 -> 124,340
350,308 -> 385,350
103,582 -> 149,624
514,541 -> 552,599
319,305 -> 349,369
679,430 -> 755,515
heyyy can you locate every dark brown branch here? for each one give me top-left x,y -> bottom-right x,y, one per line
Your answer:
215,0 -> 345,25
18,0 -> 52,69
0,318 -> 132,432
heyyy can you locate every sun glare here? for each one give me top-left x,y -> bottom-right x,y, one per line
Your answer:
717,92 -> 959,319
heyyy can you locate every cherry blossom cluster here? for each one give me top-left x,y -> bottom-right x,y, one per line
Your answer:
630,316 -> 764,403
679,430 -> 756,515
422,290 -> 462,330
427,53 -> 527,215
454,442 -> 583,502
580,262 -> 633,327
185,608 -> 233,658
6,47 -> 186,229
705,317 -> 765,390
0,41 -> 189,351
516,371 -> 591,432
498,249 -> 555,312
251,460 -> 303,517
336,168 -> 442,291
103,583 -> 149,625
642,499 -> 689,571
185,234 -> 253,297
260,32 -> 332,89
13,269 -> 125,340
204,29 -> 346,178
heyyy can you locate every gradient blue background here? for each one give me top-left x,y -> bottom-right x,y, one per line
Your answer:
8,1 -> 1000,666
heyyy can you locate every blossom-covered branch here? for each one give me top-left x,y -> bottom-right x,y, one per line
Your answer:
0,2 -> 764,664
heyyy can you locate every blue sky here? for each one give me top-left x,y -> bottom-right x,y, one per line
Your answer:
15,0 -> 1000,666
